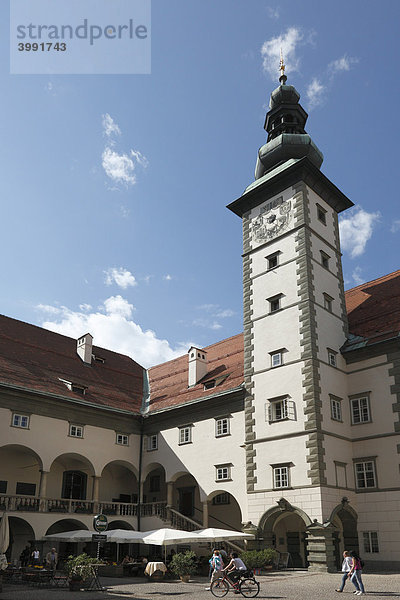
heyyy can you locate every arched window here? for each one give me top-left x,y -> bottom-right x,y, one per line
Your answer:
62,471 -> 87,500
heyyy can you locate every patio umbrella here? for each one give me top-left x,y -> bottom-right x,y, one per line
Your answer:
44,529 -> 96,542
141,528 -> 200,562
0,512 -> 9,571
193,527 -> 255,542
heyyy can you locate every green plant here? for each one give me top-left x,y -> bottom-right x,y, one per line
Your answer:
169,551 -> 197,577
65,553 -> 102,581
240,549 -> 277,569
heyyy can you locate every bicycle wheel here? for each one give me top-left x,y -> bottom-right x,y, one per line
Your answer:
210,578 -> 229,597
239,577 -> 260,598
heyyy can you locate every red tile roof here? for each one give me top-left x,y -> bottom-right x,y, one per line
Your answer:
345,269 -> 400,342
1,269 -> 398,415
148,333 -> 244,412
0,314 -> 144,413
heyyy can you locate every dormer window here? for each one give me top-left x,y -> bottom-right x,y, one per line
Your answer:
204,380 -> 216,391
93,355 -> 105,364
59,378 -> 87,395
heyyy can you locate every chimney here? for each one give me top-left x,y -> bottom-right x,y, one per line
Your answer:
188,346 -> 208,387
77,333 -> 93,364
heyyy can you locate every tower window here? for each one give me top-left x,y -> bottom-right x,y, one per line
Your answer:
320,251 -> 330,269
328,349 -> 337,367
268,294 -> 282,313
266,251 -> 280,270
317,204 -> 327,225
270,350 -> 284,368
323,293 -> 333,312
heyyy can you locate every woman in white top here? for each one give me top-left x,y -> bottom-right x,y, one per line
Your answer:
225,552 -> 247,588
335,551 -> 353,592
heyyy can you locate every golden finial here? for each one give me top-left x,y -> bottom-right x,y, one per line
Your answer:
279,48 -> 287,84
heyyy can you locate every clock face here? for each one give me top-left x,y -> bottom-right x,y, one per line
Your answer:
252,197 -> 292,243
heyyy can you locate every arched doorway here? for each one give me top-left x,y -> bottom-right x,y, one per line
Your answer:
48,453 -> 95,503
330,502 -> 359,569
172,473 -> 200,521
207,491 -> 243,531
45,519 -> 88,565
259,499 -> 311,568
6,517 -> 35,564
0,445 -> 43,503
100,461 -> 138,506
142,464 -> 166,505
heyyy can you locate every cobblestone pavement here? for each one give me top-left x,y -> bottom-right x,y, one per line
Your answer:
1,571 -> 400,600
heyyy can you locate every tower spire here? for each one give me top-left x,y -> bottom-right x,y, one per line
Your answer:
279,48 -> 287,84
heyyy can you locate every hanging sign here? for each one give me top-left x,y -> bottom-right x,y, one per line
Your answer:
93,514 -> 108,533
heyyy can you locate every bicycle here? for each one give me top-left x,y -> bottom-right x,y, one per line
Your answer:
210,570 -> 260,598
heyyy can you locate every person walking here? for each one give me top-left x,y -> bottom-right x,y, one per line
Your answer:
348,550 -> 365,595
31,548 -> 40,566
335,551 -> 353,592
205,549 -> 224,591
45,548 -> 58,572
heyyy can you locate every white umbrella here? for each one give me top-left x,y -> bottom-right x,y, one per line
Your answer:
0,512 -> 9,571
44,529 -> 95,542
141,528 -> 200,562
106,529 -> 145,543
193,527 -> 255,542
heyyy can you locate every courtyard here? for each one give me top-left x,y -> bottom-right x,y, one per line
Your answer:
1,571 -> 400,600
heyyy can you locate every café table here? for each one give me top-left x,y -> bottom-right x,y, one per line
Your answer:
144,561 -> 167,579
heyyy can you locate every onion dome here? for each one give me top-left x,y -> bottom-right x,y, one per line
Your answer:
255,56 -> 323,180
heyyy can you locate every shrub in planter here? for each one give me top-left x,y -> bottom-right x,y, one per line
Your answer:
169,551 -> 197,582
65,553 -> 103,591
240,549 -> 278,571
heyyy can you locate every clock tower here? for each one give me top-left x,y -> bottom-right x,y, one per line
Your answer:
228,65 -> 354,571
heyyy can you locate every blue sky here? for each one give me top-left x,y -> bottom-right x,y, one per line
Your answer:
0,0 -> 399,367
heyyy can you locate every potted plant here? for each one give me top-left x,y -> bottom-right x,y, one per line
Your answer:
169,551 -> 197,583
240,549 -> 277,574
65,553 -> 102,591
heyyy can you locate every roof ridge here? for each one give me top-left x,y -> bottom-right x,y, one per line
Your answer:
345,269 -> 400,294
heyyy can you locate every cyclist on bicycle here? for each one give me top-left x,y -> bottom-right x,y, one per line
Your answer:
224,552 -> 247,593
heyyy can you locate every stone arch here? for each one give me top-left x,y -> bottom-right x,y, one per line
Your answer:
6,516 -> 36,563
259,499 -> 312,532
100,460 -> 138,503
329,501 -> 359,568
142,462 -> 166,482
259,499 -> 312,568
206,490 -> 243,531
171,472 -> 202,520
0,445 -> 44,500
48,453 -> 96,501
107,520 -> 134,531
45,519 -> 88,535
101,460 -> 139,480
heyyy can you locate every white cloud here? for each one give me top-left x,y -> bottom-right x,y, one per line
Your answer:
192,318 -> 222,331
163,274 -> 173,281
351,266 -> 365,286
79,303 -> 92,312
329,55 -> 358,76
37,297 -> 188,369
104,267 -> 137,289
390,219 -> 400,233
102,147 -> 137,186
103,295 -> 134,318
306,78 -> 326,110
215,309 -> 235,318
339,208 -> 380,258
100,115 -> 148,189
267,6 -> 280,19
130,150 -> 149,169
37,304 -> 62,315
102,113 -> 121,138
261,27 -> 304,80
